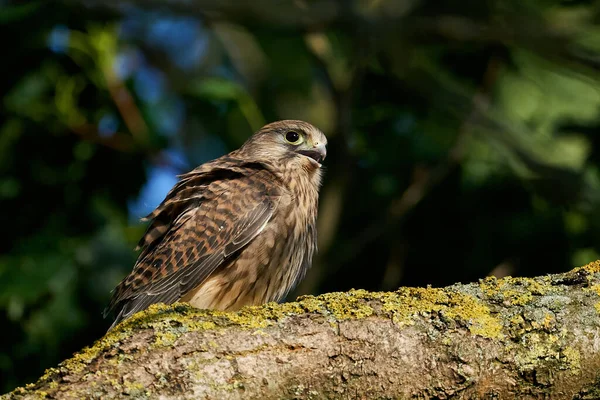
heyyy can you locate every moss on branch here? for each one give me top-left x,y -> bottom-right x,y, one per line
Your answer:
5,261 -> 600,399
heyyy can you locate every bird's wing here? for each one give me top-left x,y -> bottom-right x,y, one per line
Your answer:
105,165 -> 280,328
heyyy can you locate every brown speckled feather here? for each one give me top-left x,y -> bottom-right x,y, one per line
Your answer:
105,120 -> 327,329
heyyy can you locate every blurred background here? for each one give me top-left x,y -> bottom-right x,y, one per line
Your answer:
3,0 -> 600,392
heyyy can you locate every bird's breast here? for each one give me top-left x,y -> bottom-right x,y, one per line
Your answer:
183,186 -> 318,311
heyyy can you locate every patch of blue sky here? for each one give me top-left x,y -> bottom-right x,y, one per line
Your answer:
150,97 -> 186,137
127,163 -> 179,221
146,16 -> 208,70
120,10 -> 208,71
113,48 -> 143,81
162,147 -> 190,170
134,66 -> 165,104
98,113 -> 119,138
47,24 -> 70,54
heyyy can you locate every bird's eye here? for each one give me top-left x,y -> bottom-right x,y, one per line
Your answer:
284,131 -> 303,145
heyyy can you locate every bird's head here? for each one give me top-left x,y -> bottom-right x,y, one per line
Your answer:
240,120 -> 327,171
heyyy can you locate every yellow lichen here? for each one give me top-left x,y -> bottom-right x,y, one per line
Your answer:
583,284 -> 600,315
152,330 -> 179,348
542,313 -> 555,331
562,346 -> 581,374
572,260 -> 600,275
299,287 -> 503,338
586,284 -> 600,296
122,381 -> 147,397
369,287 -> 503,339
510,331 -> 582,377
18,276 -> 554,391
314,289 -> 375,319
480,275 -> 553,306
513,332 -> 560,371
503,289 -> 534,306
10,262 -> 600,399
182,359 -> 206,382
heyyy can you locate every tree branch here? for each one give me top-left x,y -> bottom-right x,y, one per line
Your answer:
5,262 -> 600,399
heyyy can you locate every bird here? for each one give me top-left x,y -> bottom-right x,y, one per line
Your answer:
104,120 -> 327,330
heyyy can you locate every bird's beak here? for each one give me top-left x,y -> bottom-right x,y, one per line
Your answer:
314,143 -> 327,163
298,143 -> 327,165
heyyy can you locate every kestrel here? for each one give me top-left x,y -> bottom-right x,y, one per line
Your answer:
105,120 -> 327,329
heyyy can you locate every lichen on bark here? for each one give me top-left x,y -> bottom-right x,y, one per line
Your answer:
4,261 -> 600,399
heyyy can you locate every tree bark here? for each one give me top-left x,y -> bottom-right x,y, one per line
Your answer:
5,262 -> 600,399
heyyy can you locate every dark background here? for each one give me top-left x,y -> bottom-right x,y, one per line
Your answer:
3,0 -> 600,392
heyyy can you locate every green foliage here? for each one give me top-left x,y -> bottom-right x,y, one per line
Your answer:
4,0 -> 600,393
